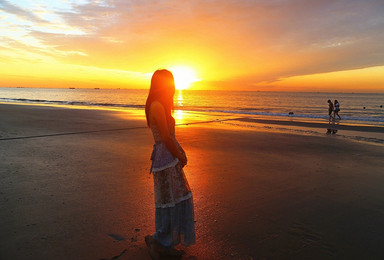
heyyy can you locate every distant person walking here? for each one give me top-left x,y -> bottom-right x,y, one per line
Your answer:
328,99 -> 334,121
334,100 -> 341,120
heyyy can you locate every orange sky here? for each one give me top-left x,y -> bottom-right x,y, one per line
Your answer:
0,0 -> 384,92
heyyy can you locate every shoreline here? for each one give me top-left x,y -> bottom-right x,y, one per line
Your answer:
2,101 -> 383,130
2,102 -> 382,146
2,96 -> 384,127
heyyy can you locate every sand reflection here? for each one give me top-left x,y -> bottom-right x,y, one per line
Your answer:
174,109 -> 185,123
175,90 -> 186,124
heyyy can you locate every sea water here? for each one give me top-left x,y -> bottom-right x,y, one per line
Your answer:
0,88 -> 383,126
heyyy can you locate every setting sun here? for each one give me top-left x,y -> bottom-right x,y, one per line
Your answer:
170,66 -> 199,90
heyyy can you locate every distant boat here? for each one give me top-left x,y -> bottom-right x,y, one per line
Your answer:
69,87 -> 75,89
94,88 -> 100,90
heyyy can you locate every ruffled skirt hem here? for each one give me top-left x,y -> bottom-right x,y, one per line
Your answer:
153,196 -> 196,249
155,192 -> 192,208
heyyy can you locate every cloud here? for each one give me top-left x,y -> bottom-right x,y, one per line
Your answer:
0,0 -> 46,23
2,0 -> 384,88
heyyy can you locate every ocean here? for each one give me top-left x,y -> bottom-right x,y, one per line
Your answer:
0,87 -> 383,126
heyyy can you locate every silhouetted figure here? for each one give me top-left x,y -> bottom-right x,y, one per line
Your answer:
144,69 -> 195,259
334,100 -> 341,120
328,100 -> 334,121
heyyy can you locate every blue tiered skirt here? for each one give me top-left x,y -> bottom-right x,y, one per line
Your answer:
152,162 -> 195,249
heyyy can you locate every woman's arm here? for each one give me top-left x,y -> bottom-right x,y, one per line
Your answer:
150,102 -> 187,166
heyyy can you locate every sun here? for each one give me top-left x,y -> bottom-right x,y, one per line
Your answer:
170,66 -> 198,90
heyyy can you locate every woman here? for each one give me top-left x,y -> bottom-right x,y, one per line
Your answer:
144,69 -> 195,259
334,100 -> 341,120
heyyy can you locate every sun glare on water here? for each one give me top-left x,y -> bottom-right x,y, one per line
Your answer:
170,66 -> 199,90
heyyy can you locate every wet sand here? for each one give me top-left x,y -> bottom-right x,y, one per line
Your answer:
1,103 -> 384,259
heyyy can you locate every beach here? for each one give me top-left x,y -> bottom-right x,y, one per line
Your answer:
1,103 -> 384,259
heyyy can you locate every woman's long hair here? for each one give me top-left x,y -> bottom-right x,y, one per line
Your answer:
145,69 -> 175,127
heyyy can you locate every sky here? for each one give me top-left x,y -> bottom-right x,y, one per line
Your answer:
0,0 -> 384,92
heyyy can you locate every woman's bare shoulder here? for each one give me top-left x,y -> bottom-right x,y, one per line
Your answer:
149,101 -> 166,119
150,100 -> 162,109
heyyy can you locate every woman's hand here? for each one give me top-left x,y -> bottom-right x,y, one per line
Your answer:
179,152 -> 188,168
